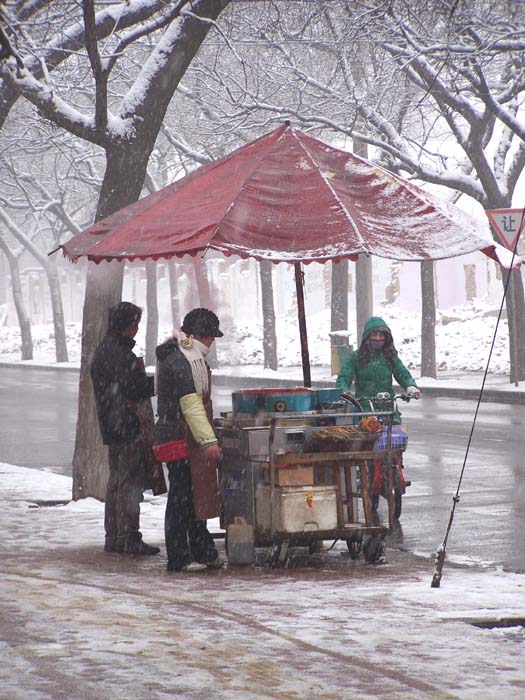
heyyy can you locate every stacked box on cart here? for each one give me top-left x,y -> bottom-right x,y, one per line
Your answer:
263,464 -> 314,487
255,484 -> 338,533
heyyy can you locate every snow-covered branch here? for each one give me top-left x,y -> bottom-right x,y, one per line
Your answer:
0,207 -> 49,268
0,0 -> 174,130
83,0 -> 108,132
1,57 -> 107,145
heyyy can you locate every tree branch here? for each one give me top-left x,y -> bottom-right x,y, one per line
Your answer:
83,0 -> 108,132
0,207 -> 48,268
0,0 -> 170,130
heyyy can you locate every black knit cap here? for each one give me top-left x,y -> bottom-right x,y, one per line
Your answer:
181,308 -> 223,338
108,301 -> 142,333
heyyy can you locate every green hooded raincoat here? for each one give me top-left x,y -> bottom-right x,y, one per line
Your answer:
336,317 -> 417,403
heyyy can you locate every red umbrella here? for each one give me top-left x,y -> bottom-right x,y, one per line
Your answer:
61,123 -> 501,264
59,123 -> 510,384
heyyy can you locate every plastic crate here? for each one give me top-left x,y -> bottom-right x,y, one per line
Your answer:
374,426 -> 408,452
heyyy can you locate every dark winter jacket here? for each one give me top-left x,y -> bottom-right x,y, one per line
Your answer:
336,316 -> 417,402
90,332 -> 154,445
154,339 -> 196,443
155,337 -> 220,520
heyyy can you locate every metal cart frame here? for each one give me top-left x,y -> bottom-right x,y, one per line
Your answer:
218,402 -> 400,566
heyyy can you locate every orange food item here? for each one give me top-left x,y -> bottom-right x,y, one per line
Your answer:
358,416 -> 382,433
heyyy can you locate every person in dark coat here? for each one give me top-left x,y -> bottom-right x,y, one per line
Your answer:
155,308 -> 224,573
90,301 -> 159,555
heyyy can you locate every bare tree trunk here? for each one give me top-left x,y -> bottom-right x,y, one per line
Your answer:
331,260 -> 348,331
73,146 -> 149,500
330,259 -> 349,374
73,260 -> 125,500
168,258 -> 180,327
192,256 -> 213,308
72,0 -> 231,499
353,137 -> 373,342
145,259 -> 158,367
355,255 -> 373,342
45,262 -> 69,363
0,215 -> 69,362
259,260 -> 278,370
0,244 -> 33,359
420,260 -> 437,378
192,255 -> 217,366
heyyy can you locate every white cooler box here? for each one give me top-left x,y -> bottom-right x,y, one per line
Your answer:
255,484 -> 338,533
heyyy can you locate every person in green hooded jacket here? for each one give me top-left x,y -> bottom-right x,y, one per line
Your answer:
336,316 -> 420,519
336,316 -> 420,412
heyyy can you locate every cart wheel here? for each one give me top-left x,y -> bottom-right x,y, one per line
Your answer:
346,534 -> 363,560
269,543 -> 289,569
308,540 -> 324,554
363,535 -> 385,564
268,545 -> 279,568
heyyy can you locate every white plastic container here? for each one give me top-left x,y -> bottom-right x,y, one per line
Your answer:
255,484 -> 338,533
226,516 -> 255,565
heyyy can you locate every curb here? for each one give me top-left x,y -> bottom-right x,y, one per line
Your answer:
0,362 -> 81,373
1,361 -> 523,405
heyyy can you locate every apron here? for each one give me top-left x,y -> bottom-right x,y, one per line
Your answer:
181,373 -> 221,521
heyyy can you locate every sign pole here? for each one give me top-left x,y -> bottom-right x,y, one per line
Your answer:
509,272 -> 519,386
486,208 -> 525,386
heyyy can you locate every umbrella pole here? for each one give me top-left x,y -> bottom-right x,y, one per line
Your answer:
294,262 -> 312,387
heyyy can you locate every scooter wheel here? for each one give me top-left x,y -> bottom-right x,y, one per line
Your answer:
393,469 -> 402,520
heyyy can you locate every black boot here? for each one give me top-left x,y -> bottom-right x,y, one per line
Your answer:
125,540 -> 160,555
104,542 -> 124,553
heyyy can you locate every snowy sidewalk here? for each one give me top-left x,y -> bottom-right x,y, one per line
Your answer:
2,462 -> 525,700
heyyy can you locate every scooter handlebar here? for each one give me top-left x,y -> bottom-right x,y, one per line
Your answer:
394,392 -> 420,402
369,392 -> 420,402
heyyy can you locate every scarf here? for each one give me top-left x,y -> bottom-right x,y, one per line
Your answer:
173,331 -> 210,398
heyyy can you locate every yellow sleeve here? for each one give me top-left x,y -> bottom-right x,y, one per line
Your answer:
179,393 -> 218,448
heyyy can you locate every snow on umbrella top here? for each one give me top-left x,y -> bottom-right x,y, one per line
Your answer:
59,123 -> 502,266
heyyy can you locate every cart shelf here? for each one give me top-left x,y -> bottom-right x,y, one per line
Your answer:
274,450 -> 389,465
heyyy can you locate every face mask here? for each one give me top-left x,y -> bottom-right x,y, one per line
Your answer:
193,338 -> 213,356
368,338 -> 385,351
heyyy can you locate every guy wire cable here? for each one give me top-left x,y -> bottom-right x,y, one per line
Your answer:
431,205 -> 525,588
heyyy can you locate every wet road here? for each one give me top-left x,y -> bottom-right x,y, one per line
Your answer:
1,366 -> 524,571
0,366 -> 79,473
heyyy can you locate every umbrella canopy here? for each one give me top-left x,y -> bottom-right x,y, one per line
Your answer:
60,123 -> 504,266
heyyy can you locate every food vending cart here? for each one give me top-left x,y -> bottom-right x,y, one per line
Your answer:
217,387 -> 399,567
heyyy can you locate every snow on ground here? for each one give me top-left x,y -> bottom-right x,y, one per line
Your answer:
2,461 -> 525,700
0,300 -> 511,372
